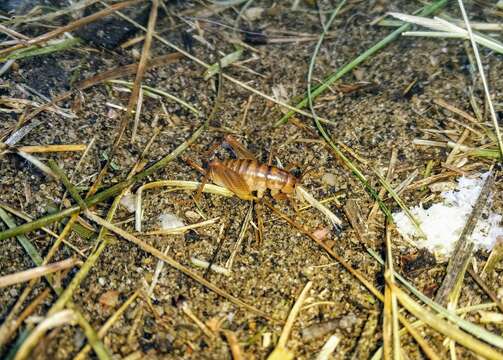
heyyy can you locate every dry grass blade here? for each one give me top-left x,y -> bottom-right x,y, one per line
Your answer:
296,186 -> 342,226
74,290 -> 140,360
223,330 -> 244,360
0,0 -> 142,57
372,168 -> 425,239
0,258 -> 81,288
384,223 -> 400,360
226,203 -> 252,271
88,0 -> 159,197
456,0 -> 503,159
109,80 -> 201,115
387,276 -> 503,360
85,211 -> 274,320
263,198 -> 383,302
127,0 -> 157,114
11,0 -> 98,25
276,0 -> 449,126
98,1 -> 338,127
467,268 -> 503,314
368,248 -> 503,349
20,52 -> 181,126
316,335 -> 341,360
14,145 -> 86,153
482,237 -> 503,274
191,258 -> 231,276
48,160 -> 87,210
387,13 -> 503,54
14,308 -> 111,360
15,151 -> 57,178
0,289 -> 50,351
135,180 -> 233,232
268,281 -> 312,359
265,199 -> 442,357
14,310 -> 77,360
178,300 -> 215,339
0,123 -> 206,242
144,217 -> 220,235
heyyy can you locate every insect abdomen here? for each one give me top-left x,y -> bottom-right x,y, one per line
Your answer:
222,159 -> 296,194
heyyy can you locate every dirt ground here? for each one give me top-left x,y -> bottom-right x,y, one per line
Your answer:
1,0 -> 503,359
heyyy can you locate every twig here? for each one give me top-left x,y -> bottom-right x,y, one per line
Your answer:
223,330 -> 244,360
435,170 -> 494,306
467,268 -> 503,314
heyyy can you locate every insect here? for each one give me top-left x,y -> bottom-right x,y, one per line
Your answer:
194,135 -> 299,202
208,158 -> 297,200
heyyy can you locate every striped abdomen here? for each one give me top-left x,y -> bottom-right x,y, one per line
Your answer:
221,159 -> 297,196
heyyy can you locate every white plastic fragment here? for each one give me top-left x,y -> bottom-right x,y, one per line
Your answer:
159,213 -> 185,230
393,172 -> 503,258
119,193 -> 137,213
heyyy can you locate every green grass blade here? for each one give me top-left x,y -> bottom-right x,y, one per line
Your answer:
274,0 -> 449,127
1,38 -> 80,62
368,248 -> 503,350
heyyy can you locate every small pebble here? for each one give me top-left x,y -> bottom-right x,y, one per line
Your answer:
243,7 -> 264,21
429,181 -> 456,193
322,173 -> 338,186
185,210 -> 201,220
99,290 -> 120,308
184,229 -> 199,243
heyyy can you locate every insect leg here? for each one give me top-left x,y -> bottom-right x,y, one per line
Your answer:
184,157 -> 209,204
254,200 -> 264,245
224,135 -> 257,161
209,161 -> 254,200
